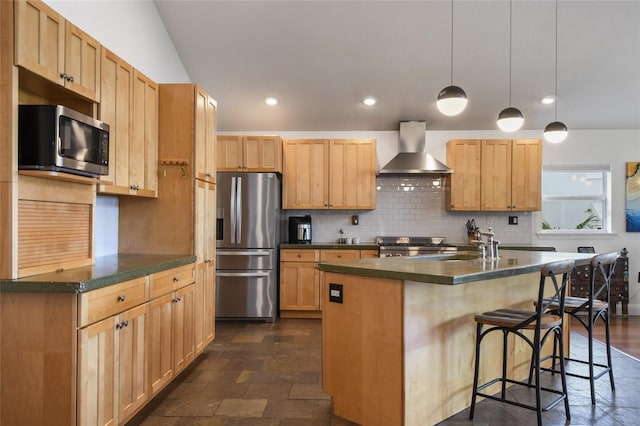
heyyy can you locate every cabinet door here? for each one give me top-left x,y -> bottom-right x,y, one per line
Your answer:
131,70 -> 158,197
118,303 -> 149,423
194,87 -> 209,179
283,139 -> 329,209
446,140 -> 482,211
204,95 -> 217,180
14,0 -> 65,87
204,181 -> 217,344
148,293 -> 174,396
329,139 -> 376,209
480,140 -> 512,211
98,48 -> 133,193
510,139 -> 542,211
173,284 -> 196,373
64,20 -> 100,101
280,262 -> 320,310
244,136 -> 281,172
78,316 -> 118,426
216,135 -> 243,171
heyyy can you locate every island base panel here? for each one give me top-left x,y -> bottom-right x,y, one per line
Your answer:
322,273 -> 403,425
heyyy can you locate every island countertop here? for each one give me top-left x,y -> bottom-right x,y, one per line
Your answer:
316,249 -> 594,285
0,254 -> 196,293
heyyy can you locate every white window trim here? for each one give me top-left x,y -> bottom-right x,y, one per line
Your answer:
540,163 -> 612,234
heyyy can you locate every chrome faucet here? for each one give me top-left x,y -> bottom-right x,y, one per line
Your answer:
472,227 -> 500,261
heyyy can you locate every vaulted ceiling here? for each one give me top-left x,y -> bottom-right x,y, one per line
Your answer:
154,0 -> 640,132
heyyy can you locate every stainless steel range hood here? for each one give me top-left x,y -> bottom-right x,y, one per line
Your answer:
379,121 -> 452,174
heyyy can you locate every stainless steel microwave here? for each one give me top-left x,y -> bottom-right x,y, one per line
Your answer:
18,105 -> 109,178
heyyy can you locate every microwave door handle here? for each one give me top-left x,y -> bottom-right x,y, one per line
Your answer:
235,176 -> 242,243
230,176 -> 237,244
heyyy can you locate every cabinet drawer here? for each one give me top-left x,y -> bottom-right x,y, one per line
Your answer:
78,276 -> 149,327
150,264 -> 196,299
281,249 -> 319,262
321,250 -> 360,261
360,249 -> 380,259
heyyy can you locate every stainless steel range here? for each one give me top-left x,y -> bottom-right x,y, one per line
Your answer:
376,236 -> 457,258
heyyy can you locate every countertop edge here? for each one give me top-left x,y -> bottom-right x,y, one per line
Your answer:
0,254 -> 197,293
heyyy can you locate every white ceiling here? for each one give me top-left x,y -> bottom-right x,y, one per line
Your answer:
154,0 -> 640,132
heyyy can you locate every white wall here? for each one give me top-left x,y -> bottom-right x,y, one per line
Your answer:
44,0 -> 190,83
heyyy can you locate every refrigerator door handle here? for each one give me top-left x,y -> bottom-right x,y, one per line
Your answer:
217,250 -> 270,256
236,176 -> 242,243
216,272 -> 270,278
230,176 -> 237,244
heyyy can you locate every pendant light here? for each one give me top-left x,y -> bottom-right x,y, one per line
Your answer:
437,0 -> 467,116
497,0 -> 524,132
544,0 -> 568,143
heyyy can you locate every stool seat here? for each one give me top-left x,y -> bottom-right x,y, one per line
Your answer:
546,296 -> 608,313
475,308 -> 563,330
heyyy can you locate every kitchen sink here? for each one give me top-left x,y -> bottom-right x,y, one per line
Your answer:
408,252 -> 479,261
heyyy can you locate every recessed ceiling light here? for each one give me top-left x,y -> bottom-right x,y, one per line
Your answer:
540,95 -> 556,105
362,96 -> 377,106
265,97 -> 278,106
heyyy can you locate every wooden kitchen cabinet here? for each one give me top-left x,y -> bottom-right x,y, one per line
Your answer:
446,139 -> 542,212
119,84 -> 217,366
280,248 -> 367,318
280,249 -> 321,315
282,139 -> 328,209
283,139 -> 376,210
98,50 -> 158,198
446,139 -> 482,211
77,276 -> 150,426
15,0 -> 101,101
217,135 -> 282,172
148,264 -> 196,396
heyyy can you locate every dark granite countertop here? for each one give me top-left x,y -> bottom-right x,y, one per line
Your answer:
0,254 -> 196,293
280,243 -> 380,250
316,250 -> 593,285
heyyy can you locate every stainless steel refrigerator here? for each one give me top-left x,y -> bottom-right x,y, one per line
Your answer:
216,172 -> 281,321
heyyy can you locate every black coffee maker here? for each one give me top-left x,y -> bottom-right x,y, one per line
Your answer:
288,215 -> 312,244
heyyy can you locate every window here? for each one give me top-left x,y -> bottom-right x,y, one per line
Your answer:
541,165 -> 611,232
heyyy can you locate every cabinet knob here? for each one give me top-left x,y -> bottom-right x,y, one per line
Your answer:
297,254 -> 302,258
67,75 -> 74,82
337,255 -> 342,258
205,172 -> 211,177
60,72 -> 68,80
205,259 -> 211,264
173,277 -> 179,282
117,295 -> 126,302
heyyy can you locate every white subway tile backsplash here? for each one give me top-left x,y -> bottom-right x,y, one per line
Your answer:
288,176 -> 534,245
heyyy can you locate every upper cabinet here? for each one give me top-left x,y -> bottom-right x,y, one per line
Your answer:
98,48 -> 158,198
15,0 -> 101,101
282,138 -> 376,210
217,135 -> 281,172
446,139 -> 542,212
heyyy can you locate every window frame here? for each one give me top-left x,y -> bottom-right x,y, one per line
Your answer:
539,164 -> 612,235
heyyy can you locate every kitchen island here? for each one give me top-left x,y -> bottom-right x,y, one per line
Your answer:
317,250 -> 594,426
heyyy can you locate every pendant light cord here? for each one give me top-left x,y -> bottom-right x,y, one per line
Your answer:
554,0 -> 559,121
450,0 -> 454,85
508,0 -> 512,107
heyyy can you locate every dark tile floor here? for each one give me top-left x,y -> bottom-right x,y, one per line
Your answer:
128,319 -> 640,425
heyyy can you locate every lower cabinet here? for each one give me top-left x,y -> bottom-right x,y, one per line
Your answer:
280,248 -> 378,318
0,262 -> 204,426
148,265 -> 196,397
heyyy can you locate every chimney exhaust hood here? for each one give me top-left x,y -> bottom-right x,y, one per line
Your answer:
379,121 -> 452,174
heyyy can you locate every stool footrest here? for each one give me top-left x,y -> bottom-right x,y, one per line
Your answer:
476,377 -> 568,414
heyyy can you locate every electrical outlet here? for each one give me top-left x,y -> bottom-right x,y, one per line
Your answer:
508,216 -> 518,225
352,215 -> 359,225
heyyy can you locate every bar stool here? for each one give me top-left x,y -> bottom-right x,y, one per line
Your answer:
470,259 -> 574,426
543,252 -> 618,405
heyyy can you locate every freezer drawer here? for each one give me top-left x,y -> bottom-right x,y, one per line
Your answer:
216,248 -> 276,270
215,269 -> 276,321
